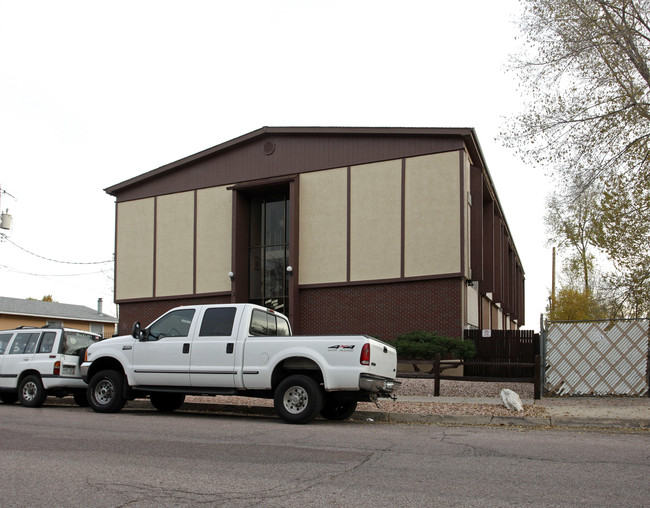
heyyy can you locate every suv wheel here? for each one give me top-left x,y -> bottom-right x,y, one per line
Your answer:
19,375 -> 47,407
88,370 -> 127,413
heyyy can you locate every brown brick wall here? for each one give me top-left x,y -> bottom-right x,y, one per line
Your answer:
116,279 -> 463,341
117,295 -> 231,335
296,278 -> 463,342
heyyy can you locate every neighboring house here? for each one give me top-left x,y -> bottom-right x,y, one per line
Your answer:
106,126 -> 525,340
0,296 -> 118,338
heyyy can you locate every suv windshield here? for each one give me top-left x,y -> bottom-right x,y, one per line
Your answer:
61,331 -> 100,355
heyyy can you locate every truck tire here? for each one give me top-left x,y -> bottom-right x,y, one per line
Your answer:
150,393 -> 185,412
320,397 -> 357,421
88,370 -> 127,413
274,374 -> 324,424
18,375 -> 47,407
0,393 -> 18,404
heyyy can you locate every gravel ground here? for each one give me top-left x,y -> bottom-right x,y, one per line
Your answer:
397,377 -> 534,398
358,378 -> 545,417
187,378 -> 546,418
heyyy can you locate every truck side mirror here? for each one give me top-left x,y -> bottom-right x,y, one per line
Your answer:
132,322 -> 141,339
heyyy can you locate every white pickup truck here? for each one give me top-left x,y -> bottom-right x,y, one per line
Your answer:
81,303 -> 400,424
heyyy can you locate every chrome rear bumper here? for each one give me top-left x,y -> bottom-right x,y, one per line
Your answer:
359,373 -> 401,396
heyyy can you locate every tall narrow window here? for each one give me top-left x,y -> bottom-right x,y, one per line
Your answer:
249,192 -> 290,313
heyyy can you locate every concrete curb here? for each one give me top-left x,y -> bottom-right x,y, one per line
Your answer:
490,416 -> 552,427
47,399 -> 650,429
181,404 -> 650,429
549,416 -> 650,429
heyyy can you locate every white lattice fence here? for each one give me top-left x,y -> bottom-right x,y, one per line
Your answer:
546,319 -> 649,396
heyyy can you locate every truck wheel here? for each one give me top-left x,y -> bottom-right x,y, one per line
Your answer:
0,393 -> 18,404
73,391 -> 89,407
18,375 -> 47,407
274,374 -> 324,424
320,397 -> 358,421
150,393 -> 185,412
88,370 -> 126,413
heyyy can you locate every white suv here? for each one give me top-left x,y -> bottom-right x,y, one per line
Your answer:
0,326 -> 100,407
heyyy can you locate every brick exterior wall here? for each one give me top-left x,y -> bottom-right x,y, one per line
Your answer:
296,278 -> 463,342
116,278 -> 463,341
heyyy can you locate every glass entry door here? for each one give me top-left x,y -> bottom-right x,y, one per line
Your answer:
248,193 -> 290,314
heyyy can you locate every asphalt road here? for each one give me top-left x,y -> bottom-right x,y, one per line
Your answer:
1,403 -> 649,507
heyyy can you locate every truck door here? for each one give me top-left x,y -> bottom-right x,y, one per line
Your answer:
189,307 -> 239,388
132,308 -> 195,386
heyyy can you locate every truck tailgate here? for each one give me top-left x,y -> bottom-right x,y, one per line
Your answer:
366,338 -> 398,379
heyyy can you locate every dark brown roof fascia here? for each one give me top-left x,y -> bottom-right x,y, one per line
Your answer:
104,126 -> 269,196
104,126 -> 479,196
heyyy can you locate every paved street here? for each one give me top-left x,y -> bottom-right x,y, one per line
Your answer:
1,403 -> 649,507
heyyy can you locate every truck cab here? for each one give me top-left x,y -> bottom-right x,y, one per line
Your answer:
81,304 -> 399,424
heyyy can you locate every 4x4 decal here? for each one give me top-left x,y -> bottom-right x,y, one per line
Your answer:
328,344 -> 355,351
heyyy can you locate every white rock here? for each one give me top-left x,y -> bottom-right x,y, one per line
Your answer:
500,389 -> 524,412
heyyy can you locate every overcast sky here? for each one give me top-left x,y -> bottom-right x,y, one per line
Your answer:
0,0 -> 552,330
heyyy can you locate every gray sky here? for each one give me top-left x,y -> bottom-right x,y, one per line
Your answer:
0,0 -> 552,329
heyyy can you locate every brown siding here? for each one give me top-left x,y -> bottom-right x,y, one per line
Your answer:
481,296 -> 492,329
470,165 -> 484,281
110,133 -> 466,203
482,199 -> 495,293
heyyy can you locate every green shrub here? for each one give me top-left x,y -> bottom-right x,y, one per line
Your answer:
394,330 -> 475,362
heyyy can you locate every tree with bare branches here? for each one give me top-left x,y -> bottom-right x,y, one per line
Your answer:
504,0 -> 650,186
504,0 -> 650,317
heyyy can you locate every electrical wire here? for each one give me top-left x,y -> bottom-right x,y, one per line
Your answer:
0,233 -> 112,265
0,263 -> 113,278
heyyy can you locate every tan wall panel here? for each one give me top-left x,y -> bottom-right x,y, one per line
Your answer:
116,198 -> 154,300
196,186 -> 232,293
299,168 -> 347,284
404,152 -> 461,277
350,160 -> 402,281
156,191 -> 194,297
466,284 -> 480,327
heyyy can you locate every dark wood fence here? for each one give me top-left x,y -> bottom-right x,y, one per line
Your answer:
463,329 -> 540,378
432,354 -> 541,399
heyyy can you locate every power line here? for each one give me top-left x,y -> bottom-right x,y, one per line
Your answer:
0,233 -> 113,265
0,263 -> 113,278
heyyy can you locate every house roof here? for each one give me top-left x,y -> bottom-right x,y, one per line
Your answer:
0,296 -> 118,324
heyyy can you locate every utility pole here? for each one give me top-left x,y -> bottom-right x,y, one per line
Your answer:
551,247 -> 556,314
0,185 -> 15,231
